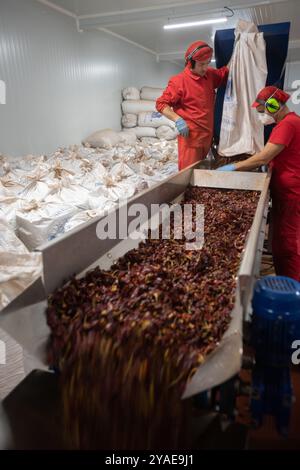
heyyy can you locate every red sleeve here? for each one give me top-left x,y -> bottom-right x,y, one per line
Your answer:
156,76 -> 182,113
269,121 -> 295,147
210,66 -> 229,89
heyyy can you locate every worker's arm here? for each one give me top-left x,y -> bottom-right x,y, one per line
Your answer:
235,143 -> 285,171
159,105 -> 181,123
217,142 -> 285,171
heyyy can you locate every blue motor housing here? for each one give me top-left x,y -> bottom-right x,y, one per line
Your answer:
251,276 -> 300,366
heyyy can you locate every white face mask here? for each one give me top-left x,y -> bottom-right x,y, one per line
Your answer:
258,113 -> 275,126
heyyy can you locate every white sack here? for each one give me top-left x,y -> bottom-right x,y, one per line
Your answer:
88,193 -> 117,212
118,131 -> 137,146
0,196 -> 25,229
83,129 -> 121,149
138,111 -> 175,128
122,87 -> 140,100
0,219 -> 28,254
122,100 -> 156,114
64,206 -> 116,232
218,19 -> 268,156
121,113 -> 138,128
140,86 -> 164,101
156,125 -> 178,140
45,178 -> 90,210
140,137 -> 159,144
0,251 -> 42,311
0,222 -> 42,311
16,201 -> 78,251
127,127 -> 157,138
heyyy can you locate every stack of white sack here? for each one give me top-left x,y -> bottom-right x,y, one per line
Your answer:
0,218 -> 42,311
121,86 -> 178,141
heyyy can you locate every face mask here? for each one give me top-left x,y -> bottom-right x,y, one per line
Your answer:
258,113 -> 275,126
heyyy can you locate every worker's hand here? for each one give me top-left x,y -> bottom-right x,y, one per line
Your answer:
175,117 -> 189,137
217,163 -> 236,171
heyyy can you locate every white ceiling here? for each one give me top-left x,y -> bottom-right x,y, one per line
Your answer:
41,0 -> 300,64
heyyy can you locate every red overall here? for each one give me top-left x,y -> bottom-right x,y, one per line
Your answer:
156,66 -> 229,170
268,112 -> 300,282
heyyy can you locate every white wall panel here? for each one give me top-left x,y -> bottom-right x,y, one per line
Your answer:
0,0 -> 180,156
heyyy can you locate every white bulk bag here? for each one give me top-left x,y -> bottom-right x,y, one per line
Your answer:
0,251 -> 42,311
0,175 -> 24,196
140,86 -> 164,101
19,167 -> 52,202
0,218 -> 28,254
122,87 -> 140,100
118,131 -> 137,146
99,176 -> 136,202
45,177 -> 90,210
156,125 -> 177,140
88,192 -> 117,212
16,201 -> 78,250
0,196 -> 25,229
110,162 -> 135,180
140,137 -> 159,144
0,219 -> 42,310
122,100 -> 156,114
121,113 -> 138,128
82,129 -> 121,149
64,206 -> 116,232
128,127 -> 157,138
218,20 -> 268,157
138,111 -> 175,128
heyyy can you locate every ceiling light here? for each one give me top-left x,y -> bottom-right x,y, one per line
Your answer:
164,17 -> 227,30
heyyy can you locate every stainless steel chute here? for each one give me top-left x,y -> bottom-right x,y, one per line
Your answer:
0,165 -> 270,398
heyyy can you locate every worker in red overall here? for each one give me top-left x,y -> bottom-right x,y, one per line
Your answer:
218,86 -> 300,282
156,41 -> 229,170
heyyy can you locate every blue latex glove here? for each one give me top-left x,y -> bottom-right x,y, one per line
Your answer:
217,163 -> 236,171
175,117 -> 189,137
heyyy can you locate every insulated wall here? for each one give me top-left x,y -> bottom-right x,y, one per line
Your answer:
0,0 -> 180,156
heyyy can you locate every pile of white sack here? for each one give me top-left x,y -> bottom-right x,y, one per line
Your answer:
0,139 -> 178,309
121,86 -> 178,142
0,139 -> 178,248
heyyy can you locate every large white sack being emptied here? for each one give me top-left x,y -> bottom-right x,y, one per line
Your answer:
127,127 -> 157,138
82,129 -> 121,149
140,86 -> 164,101
218,19 -> 267,157
16,201 -> 78,251
121,113 -> 138,128
122,100 -> 156,114
156,125 -> 177,140
122,87 -> 140,100
0,219 -> 42,311
138,111 -> 175,128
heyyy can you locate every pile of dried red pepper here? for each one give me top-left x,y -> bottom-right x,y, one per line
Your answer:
46,187 -> 259,449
